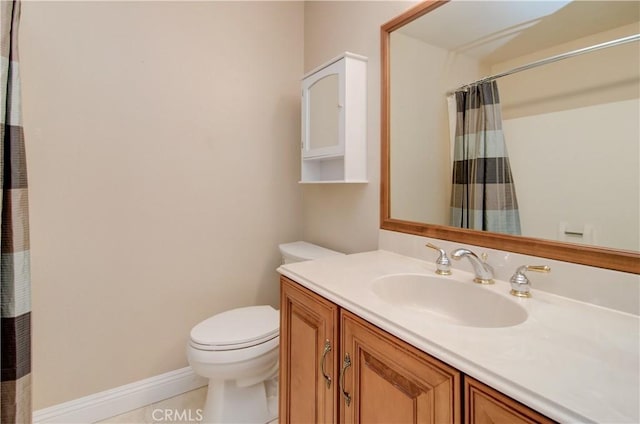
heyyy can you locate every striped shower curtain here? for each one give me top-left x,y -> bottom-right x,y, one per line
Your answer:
1,1 -> 32,423
449,81 -> 521,235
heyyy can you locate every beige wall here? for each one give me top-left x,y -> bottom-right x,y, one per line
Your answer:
301,1 -> 415,254
20,1 -> 304,409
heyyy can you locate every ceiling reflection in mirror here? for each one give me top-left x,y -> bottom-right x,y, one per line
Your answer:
388,0 -> 640,252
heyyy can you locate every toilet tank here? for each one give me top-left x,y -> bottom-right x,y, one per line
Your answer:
278,241 -> 344,264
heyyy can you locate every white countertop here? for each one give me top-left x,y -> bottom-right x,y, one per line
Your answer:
278,250 -> 640,424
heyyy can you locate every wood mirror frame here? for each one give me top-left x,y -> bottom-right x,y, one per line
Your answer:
380,0 -> 640,274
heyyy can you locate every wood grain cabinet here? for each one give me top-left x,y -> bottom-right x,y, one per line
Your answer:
340,310 -> 460,424
465,377 -> 555,424
280,276 -> 554,424
280,276 -> 339,423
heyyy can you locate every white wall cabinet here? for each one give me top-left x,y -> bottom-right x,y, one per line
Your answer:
301,52 -> 368,183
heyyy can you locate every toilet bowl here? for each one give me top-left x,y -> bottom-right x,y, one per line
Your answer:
187,306 -> 280,424
187,241 -> 343,424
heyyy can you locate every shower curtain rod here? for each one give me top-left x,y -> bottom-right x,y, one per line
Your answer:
448,33 -> 640,95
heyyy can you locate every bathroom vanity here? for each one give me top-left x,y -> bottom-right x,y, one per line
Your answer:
277,251 -> 639,423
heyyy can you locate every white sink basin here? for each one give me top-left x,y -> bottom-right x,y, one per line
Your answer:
371,273 -> 527,328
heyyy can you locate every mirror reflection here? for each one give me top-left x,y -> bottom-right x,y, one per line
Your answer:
389,0 -> 639,252
308,74 -> 339,151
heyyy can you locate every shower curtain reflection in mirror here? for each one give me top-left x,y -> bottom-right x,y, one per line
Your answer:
448,81 -> 521,235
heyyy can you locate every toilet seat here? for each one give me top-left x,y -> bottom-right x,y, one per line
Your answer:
189,334 -> 279,353
190,305 -> 279,352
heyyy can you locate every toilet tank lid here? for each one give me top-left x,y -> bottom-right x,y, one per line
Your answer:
279,241 -> 344,261
190,305 -> 279,347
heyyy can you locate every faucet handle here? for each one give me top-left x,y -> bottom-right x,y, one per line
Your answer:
425,243 -> 452,275
510,265 -> 551,298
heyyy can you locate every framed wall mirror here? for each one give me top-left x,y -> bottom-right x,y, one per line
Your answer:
380,0 -> 640,274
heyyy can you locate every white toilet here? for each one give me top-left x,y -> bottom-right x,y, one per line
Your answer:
187,241 -> 344,424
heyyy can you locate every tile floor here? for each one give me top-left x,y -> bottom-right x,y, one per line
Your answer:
96,386 -> 278,424
96,387 -> 206,424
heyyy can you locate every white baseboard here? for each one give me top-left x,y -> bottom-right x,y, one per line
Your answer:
34,367 -> 208,423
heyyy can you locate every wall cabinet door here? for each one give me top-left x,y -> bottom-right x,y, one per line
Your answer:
302,60 -> 343,160
280,277 -> 339,424
465,377 -> 556,424
339,310 -> 461,424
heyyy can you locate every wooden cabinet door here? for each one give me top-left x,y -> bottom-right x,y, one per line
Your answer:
339,310 -> 461,424
465,377 -> 556,424
280,277 -> 339,424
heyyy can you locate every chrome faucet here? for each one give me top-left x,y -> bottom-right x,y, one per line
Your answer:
450,248 -> 494,284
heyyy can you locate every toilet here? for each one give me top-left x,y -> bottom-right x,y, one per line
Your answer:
187,241 -> 344,424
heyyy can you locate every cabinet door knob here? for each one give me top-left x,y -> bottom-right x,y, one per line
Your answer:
321,339 -> 332,389
339,353 -> 352,406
